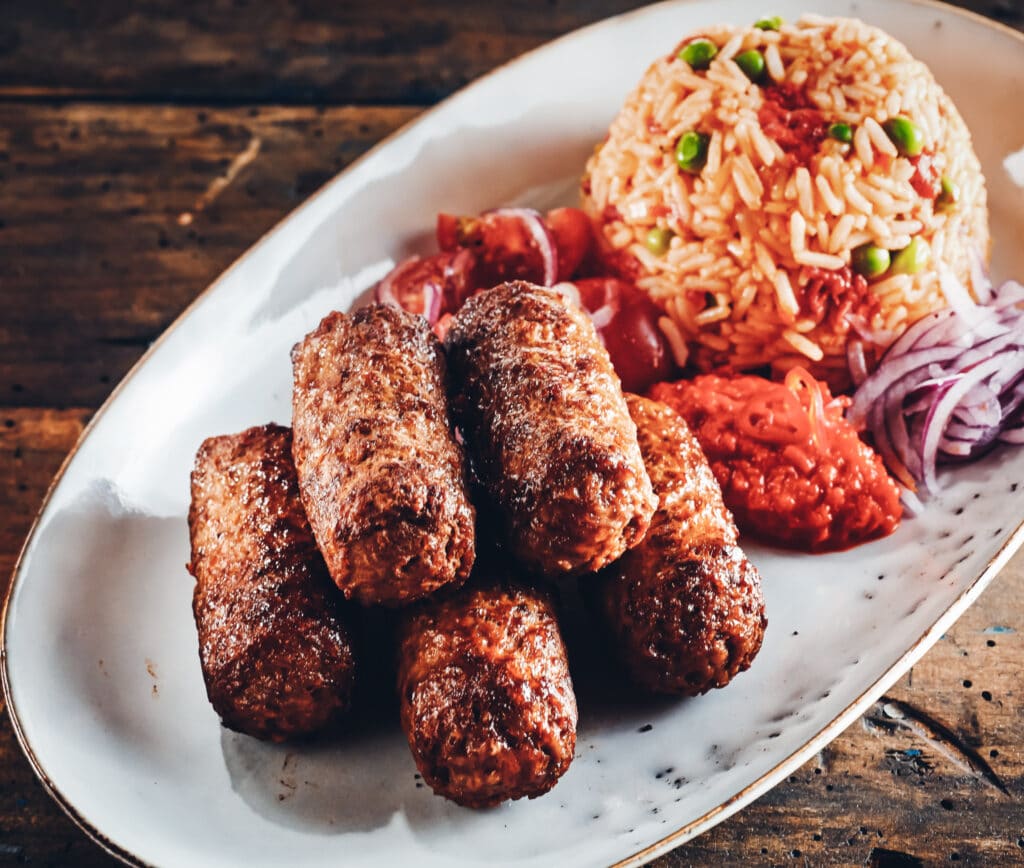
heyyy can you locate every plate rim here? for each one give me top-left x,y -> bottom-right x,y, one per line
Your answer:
3,1 -> 1023,865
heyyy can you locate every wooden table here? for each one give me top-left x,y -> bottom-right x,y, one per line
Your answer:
1,2 -> 1021,865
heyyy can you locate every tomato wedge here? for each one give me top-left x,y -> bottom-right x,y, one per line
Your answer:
573,278 -> 676,393
544,207 -> 595,281
433,312 -> 454,342
375,249 -> 475,323
436,208 -> 557,288
420,206 -> 675,393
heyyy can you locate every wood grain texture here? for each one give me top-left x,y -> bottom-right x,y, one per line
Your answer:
0,104 -> 418,408
0,1 -> 1019,105
1,1 -> 1023,865
0,1 -> 644,105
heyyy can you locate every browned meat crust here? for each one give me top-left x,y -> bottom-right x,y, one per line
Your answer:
187,423 -> 356,741
291,304 -> 475,606
397,580 -> 577,807
445,281 -> 656,577
594,396 -> 767,695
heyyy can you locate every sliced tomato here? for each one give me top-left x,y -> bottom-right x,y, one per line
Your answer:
596,244 -> 645,282
435,208 -> 556,288
436,213 -> 460,252
574,278 -> 676,393
375,249 -> 475,323
544,207 -> 595,281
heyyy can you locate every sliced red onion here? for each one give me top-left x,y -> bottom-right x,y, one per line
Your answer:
885,308 -> 953,356
551,281 -> 582,309
951,396 -> 1002,430
939,269 -> 980,322
375,256 -> 421,307
919,352 -> 1023,491
549,280 -> 617,343
849,275 -> 1024,494
847,340 -> 868,386
589,304 -> 616,329
944,422 -> 999,441
485,207 -> 558,286
847,345 -> 965,429
845,312 -> 896,347
374,254 -> 448,324
955,330 -> 1024,373
903,374 -> 961,414
885,391 -> 920,484
970,253 -> 993,304
422,284 -> 443,324
1000,382 -> 1024,418
940,440 -> 973,457
868,392 -> 915,489
991,280 -> 1024,310
900,485 -> 925,516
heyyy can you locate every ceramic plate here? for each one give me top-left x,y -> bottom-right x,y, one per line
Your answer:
4,1 -> 1024,865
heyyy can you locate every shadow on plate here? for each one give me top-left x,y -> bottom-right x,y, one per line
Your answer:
218,572 -> 683,840
15,482 -> 200,770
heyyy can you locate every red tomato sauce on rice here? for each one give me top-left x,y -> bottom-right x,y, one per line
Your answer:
650,370 -> 902,552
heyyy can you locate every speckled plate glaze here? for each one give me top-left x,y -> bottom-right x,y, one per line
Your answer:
4,1 -> 1024,866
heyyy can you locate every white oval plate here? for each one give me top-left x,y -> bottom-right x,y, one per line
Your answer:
4,1 -> 1024,866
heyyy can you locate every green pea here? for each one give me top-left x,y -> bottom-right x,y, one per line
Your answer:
851,244 -> 891,279
937,175 -> 959,211
828,122 -> 853,143
882,116 -> 925,157
735,49 -> 767,82
645,227 -> 674,256
755,15 -> 784,31
891,237 -> 929,275
675,131 -> 710,174
678,38 -> 718,70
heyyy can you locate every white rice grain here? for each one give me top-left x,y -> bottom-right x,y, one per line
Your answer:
581,14 -> 989,376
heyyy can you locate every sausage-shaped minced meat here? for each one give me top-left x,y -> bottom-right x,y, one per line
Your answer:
291,304 -> 475,606
188,423 -> 356,741
397,580 -> 577,807
593,395 -> 767,695
445,281 -> 656,577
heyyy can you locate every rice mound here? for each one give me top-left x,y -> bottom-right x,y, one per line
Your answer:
582,14 -> 989,384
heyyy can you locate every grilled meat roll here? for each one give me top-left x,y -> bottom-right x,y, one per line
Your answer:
445,281 -> 656,577
188,423 -> 356,741
291,304 -> 475,606
592,395 -> 767,695
397,578 -> 577,807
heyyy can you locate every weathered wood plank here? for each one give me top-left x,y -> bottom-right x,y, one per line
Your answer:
0,1 -> 1018,104
665,569 -> 1024,866
0,1 -> 642,105
0,104 -> 419,408
0,408 -> 89,588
